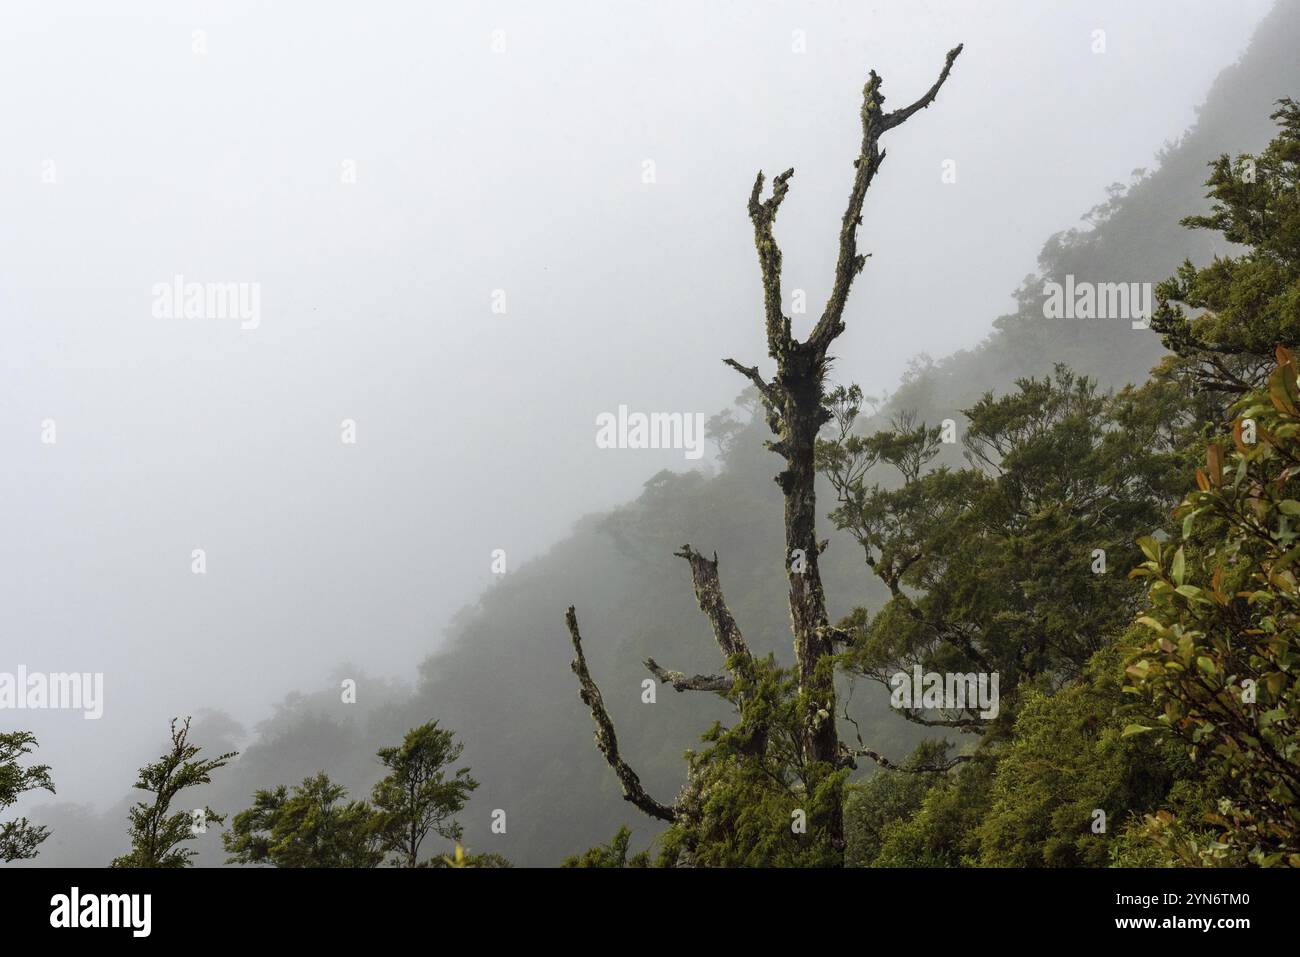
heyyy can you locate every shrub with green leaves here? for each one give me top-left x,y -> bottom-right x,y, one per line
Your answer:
1127,346 -> 1300,866
224,771 -> 382,868
0,731 -> 54,863
653,656 -> 847,868
976,649 -> 1184,867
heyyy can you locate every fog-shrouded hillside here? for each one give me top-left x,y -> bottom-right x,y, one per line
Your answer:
890,0 -> 1300,423
19,0 -> 1300,867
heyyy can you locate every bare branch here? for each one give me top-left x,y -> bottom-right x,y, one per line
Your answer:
748,168 -> 797,359
881,44 -> 964,131
723,358 -> 775,403
674,546 -> 753,668
566,607 -> 675,822
895,711 -> 987,733
810,74 -> 885,353
812,44 -> 964,354
838,684 -> 974,772
644,658 -> 731,693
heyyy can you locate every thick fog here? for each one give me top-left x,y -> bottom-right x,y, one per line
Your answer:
0,1 -> 1273,822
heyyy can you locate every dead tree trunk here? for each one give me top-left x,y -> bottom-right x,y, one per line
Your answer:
567,44 -> 962,861
727,45 -> 963,844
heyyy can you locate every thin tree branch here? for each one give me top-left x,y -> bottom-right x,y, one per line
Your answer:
838,684 -> 975,771
842,745 -> 973,773
895,711 -> 988,733
644,658 -> 731,693
674,546 -> 753,669
812,44 -> 964,355
881,44 -> 965,131
723,358 -> 776,403
748,168 -> 797,360
565,607 -> 675,822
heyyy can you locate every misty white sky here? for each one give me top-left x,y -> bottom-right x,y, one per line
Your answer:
0,0 -> 1274,810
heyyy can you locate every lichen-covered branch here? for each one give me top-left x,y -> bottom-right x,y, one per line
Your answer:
747,167 -> 797,360
644,658 -> 731,693
881,44 -> 964,132
673,546 -> 753,670
722,358 -> 776,404
566,607 -> 675,822
813,44 -> 963,352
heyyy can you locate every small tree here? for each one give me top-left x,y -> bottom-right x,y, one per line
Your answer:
111,716 -> 235,868
372,721 -> 478,867
0,731 -> 55,862
224,772 -> 382,868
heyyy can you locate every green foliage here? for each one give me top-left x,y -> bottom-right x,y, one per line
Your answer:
845,108 -> 1300,865
654,656 -> 847,867
1127,348 -> 1300,866
0,731 -> 55,862
817,361 -> 1188,870
820,366 -> 1182,734
111,717 -> 235,868
843,743 -> 949,867
435,844 -> 513,868
1108,776 -> 1240,867
561,826 -> 650,868
975,649 -> 1186,866
371,721 -> 478,867
1111,94 -> 1300,868
224,771 -> 383,868
1152,100 -> 1300,395
872,757 -> 994,867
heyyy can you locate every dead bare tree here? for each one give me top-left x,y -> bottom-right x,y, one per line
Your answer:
565,43 -> 963,859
